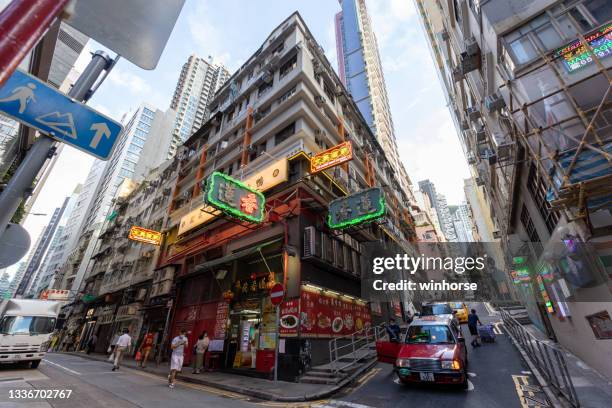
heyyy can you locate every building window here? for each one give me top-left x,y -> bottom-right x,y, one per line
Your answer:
274,122 -> 295,145
323,81 -> 335,103
279,54 -> 297,78
258,80 -> 273,97
520,204 -> 543,255
527,163 -> 560,234
503,4 -> 598,67
277,86 -> 296,104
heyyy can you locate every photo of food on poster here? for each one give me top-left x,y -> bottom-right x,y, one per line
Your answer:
298,286 -> 371,338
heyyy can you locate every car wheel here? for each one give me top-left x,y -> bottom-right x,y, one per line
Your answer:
461,372 -> 469,390
30,360 -> 41,369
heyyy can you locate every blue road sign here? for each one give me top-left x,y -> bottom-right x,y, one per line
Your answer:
0,69 -> 122,160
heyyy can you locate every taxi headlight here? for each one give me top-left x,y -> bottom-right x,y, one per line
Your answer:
441,359 -> 461,370
396,358 -> 411,368
40,341 -> 50,352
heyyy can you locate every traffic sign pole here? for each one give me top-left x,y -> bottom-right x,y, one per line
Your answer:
0,51 -> 114,238
0,0 -> 71,88
269,283 -> 284,382
274,304 -> 280,381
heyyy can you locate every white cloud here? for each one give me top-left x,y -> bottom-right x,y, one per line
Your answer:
187,0 -> 242,71
107,67 -> 152,94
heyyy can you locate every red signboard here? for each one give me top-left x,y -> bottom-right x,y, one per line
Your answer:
299,287 -> 371,338
270,283 -> 284,306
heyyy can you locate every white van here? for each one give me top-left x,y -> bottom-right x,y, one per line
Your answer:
0,299 -> 60,368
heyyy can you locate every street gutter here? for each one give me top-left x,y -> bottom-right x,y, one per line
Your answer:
60,352 -> 378,402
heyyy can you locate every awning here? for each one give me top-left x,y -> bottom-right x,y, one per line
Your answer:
194,237 -> 283,273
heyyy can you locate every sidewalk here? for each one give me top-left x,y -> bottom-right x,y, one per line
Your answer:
522,324 -> 612,408
61,351 -> 343,402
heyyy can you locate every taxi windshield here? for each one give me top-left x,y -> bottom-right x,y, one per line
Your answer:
406,325 -> 454,344
450,302 -> 464,309
421,304 -> 452,315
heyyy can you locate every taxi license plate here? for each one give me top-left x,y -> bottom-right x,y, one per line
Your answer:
419,372 -> 434,381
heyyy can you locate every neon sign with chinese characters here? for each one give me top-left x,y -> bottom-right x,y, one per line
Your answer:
310,141 -> 353,173
128,226 -> 162,245
328,187 -> 385,229
204,171 -> 265,223
553,23 -> 612,73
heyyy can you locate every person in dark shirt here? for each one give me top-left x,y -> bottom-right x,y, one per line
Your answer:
467,309 -> 482,347
387,318 -> 401,342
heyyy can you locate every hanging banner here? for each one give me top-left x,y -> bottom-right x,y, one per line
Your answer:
328,187 -> 385,229
204,171 -> 265,223
310,141 -> 353,173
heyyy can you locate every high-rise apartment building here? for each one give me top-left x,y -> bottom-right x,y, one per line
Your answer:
418,179 -> 457,241
170,55 -> 230,145
449,202 -> 474,243
415,0 -> 612,379
31,185 -> 83,296
335,0 -> 403,179
14,203 -> 67,296
83,104 -> 176,229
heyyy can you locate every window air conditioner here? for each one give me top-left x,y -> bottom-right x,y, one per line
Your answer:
484,92 -> 506,113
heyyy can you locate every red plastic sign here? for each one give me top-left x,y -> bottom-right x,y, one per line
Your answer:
270,283 -> 284,306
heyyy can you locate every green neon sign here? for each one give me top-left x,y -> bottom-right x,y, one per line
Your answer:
204,171 -> 265,223
327,187 -> 385,229
513,256 -> 527,265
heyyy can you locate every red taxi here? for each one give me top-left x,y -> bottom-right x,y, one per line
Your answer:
376,316 -> 468,389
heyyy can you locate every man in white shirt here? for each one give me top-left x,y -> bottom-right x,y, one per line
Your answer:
168,329 -> 188,388
112,328 -> 132,371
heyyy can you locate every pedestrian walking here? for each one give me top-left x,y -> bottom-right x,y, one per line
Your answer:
168,329 -> 188,388
467,309 -> 482,347
193,332 -> 209,374
138,332 -> 155,368
386,318 -> 401,342
112,329 -> 132,371
87,333 -> 97,354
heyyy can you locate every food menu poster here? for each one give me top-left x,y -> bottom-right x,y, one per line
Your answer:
280,288 -> 371,338
213,302 -> 229,339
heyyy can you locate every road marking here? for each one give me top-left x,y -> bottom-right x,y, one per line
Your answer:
468,372 -> 477,377
43,359 -> 81,375
493,322 -> 504,335
512,375 -> 550,407
317,401 -> 377,408
521,371 -> 532,375
484,302 -> 498,316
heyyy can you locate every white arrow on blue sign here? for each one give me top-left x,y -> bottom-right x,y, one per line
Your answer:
0,69 -> 122,160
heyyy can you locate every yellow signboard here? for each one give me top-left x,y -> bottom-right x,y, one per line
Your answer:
243,158 -> 288,192
310,141 -> 353,173
177,159 -> 288,236
128,225 -> 162,245
177,205 -> 220,236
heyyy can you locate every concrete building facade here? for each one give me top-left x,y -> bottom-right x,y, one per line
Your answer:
415,0 -> 612,379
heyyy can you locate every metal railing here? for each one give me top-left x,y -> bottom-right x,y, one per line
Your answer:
500,308 -> 580,407
328,324 -> 387,375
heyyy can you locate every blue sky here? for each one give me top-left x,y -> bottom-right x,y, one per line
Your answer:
16,0 -> 470,274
